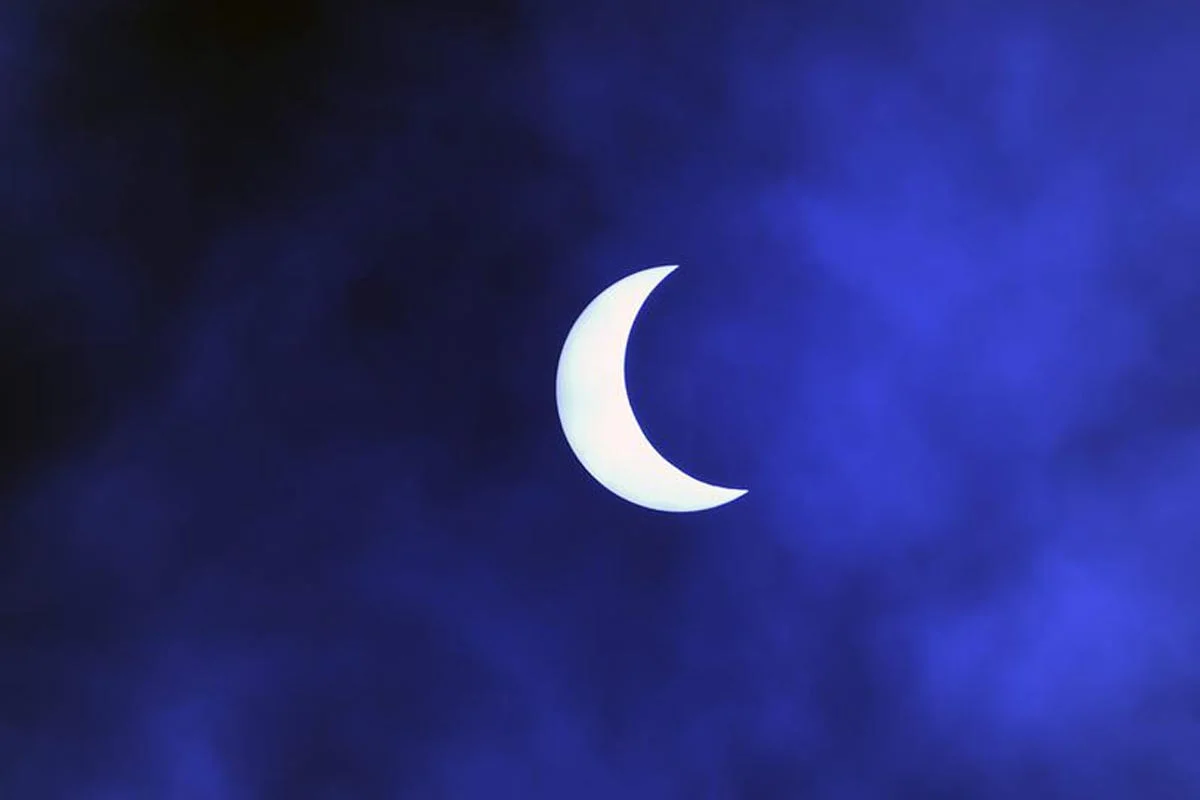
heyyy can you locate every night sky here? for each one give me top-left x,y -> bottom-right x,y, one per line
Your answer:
4,0 -> 1200,796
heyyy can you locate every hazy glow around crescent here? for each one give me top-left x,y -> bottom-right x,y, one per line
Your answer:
555,265 -> 748,513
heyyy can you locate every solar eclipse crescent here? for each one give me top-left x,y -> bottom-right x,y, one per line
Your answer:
555,265 -> 748,513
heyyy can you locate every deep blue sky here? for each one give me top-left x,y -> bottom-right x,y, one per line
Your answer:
3,0 -> 1200,796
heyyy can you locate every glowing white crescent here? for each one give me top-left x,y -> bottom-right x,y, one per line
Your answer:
555,265 -> 747,513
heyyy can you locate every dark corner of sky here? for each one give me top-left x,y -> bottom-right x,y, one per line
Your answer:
2,0 -> 1200,796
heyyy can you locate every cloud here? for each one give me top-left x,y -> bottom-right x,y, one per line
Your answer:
4,0 -> 1200,795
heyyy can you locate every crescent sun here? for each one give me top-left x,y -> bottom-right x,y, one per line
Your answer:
555,265 -> 748,513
